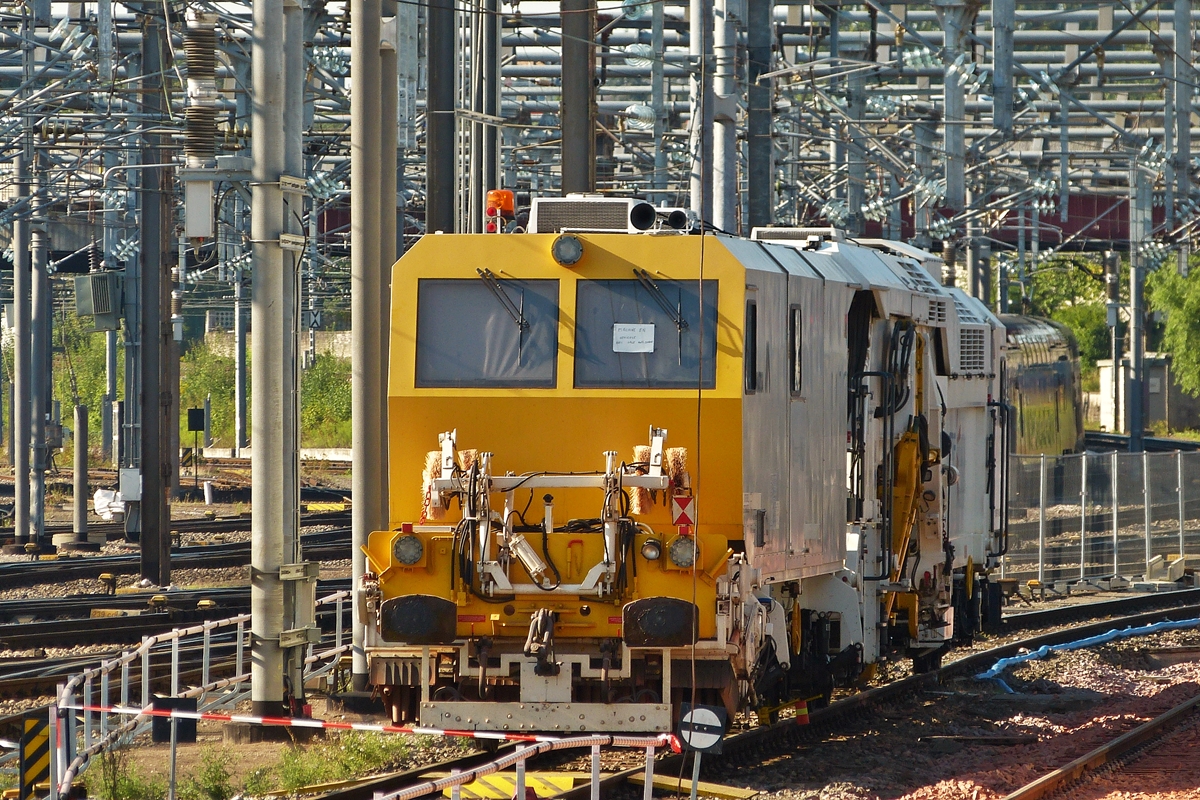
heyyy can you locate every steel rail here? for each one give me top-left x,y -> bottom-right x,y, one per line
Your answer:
548,601 -> 1200,799
1001,693 -> 1200,800
0,509 -> 350,545
0,527 -> 353,587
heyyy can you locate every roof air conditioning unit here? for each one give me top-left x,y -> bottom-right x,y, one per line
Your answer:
529,195 -> 694,235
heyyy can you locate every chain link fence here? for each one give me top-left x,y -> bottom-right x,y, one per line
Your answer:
1003,451 -> 1200,585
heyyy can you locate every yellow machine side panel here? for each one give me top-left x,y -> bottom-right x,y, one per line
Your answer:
387,395 -> 742,536
377,232 -> 749,643
385,232 -> 747,536
365,526 -> 728,640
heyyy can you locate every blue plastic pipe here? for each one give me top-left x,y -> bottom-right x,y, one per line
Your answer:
975,616 -> 1200,692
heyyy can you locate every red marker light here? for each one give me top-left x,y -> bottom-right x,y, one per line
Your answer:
484,189 -> 516,233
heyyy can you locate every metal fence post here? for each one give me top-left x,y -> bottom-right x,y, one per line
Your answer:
1144,450 -> 1152,575
202,625 -> 212,693
100,670 -> 110,740
171,635 -> 180,696
1112,452 -> 1120,576
121,658 -> 130,711
515,749 -> 526,798
643,745 -> 656,800
1038,454 -> 1047,586
336,594 -> 344,649
48,702 -> 58,800
591,743 -> 602,800
142,640 -> 150,709
1178,450 -> 1186,559
83,676 -> 92,748
1080,454 -> 1088,582
236,620 -> 245,680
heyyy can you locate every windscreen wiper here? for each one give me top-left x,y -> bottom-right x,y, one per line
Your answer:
633,268 -> 688,331
477,268 -> 529,331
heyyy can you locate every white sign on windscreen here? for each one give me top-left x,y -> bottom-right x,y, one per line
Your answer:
613,323 -> 655,353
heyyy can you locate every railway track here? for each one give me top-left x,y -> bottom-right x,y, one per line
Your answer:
544,602 -> 1200,799
1001,692 -> 1200,799
0,526 -> 353,588
297,593 -> 1200,800
1083,431 -> 1200,453
0,579 -> 351,648
0,509 -> 350,547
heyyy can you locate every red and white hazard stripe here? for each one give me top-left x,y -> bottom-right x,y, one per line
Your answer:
59,703 -> 680,750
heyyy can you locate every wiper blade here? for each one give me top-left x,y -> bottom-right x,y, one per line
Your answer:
477,268 -> 529,330
633,268 -> 688,331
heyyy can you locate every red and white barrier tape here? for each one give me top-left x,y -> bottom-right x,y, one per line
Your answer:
59,703 -> 681,750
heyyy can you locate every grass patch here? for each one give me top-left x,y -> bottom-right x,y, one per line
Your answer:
274,732 -> 436,790
1149,421 -> 1200,441
85,751 -> 166,800
179,747 -> 236,800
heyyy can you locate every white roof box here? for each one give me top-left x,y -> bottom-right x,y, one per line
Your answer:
750,226 -> 846,243
529,195 -> 691,235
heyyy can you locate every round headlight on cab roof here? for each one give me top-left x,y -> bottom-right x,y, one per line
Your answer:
551,233 -> 584,266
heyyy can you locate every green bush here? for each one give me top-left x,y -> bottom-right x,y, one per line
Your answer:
300,353 -> 352,448
179,747 -> 235,800
85,750 -> 165,800
8,308 -> 354,455
1149,263 -> 1200,396
178,339 -> 239,447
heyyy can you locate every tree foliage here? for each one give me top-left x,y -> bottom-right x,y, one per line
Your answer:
178,338 -> 240,447
177,341 -> 352,448
1025,255 -> 1112,372
1147,264 -> 1200,396
300,352 -> 352,447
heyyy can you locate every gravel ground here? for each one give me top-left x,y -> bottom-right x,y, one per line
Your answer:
656,629 -> 1200,800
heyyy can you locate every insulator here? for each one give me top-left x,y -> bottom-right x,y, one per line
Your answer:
184,26 -> 217,81
184,106 -> 218,166
183,13 -> 219,168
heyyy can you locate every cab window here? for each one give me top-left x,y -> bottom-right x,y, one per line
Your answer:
574,278 -> 718,389
415,276 -> 559,388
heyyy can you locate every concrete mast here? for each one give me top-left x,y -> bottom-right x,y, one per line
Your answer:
1176,0 -> 1192,272
380,2 -> 397,527
30,167 -> 47,549
1128,164 -> 1151,452
561,0 -> 596,193
139,14 -> 171,587
282,0 -> 306,704
713,0 -> 736,232
746,0 -> 772,228
9,154 -> 30,552
992,0 -> 1014,137
426,0 -> 455,230
99,0 -> 116,464
937,0 -> 979,217
650,0 -> 667,204
251,0 -> 288,713
688,0 -> 713,221
350,0 -> 383,691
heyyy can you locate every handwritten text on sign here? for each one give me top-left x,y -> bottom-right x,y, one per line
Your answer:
613,323 -> 655,353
